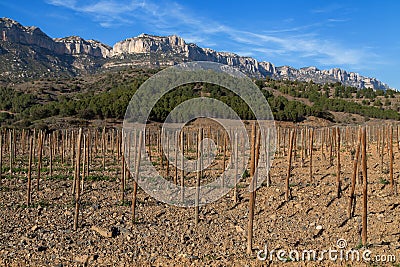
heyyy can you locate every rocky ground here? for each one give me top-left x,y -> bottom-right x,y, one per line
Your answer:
1,133 -> 400,267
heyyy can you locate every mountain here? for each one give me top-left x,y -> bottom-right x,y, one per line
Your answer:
0,17 -> 391,90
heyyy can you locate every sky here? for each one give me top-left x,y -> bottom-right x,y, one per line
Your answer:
1,0 -> 399,89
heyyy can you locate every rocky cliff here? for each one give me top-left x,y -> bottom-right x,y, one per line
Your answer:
54,36 -> 111,57
0,17 -> 391,90
112,34 -> 186,55
0,18 -> 111,57
111,33 -> 389,89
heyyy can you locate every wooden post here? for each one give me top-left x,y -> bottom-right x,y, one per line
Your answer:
301,128 -> 304,167
148,132 -> 152,162
304,127 -> 308,157
309,128 -> 314,183
112,129 -> 116,162
286,129 -> 295,201
390,126 -> 395,194
283,128 -> 287,157
234,131 -> 239,202
49,133 -> 53,178
336,127 -> 341,198
160,130 -> 164,171
0,132 -> 2,181
375,128 -> 381,155
9,130 -> 12,176
86,130 -> 90,178
208,126 -> 212,166
21,129 -> 26,155
241,130 -> 246,171
293,127 -> 297,161
247,124 -> 257,255
36,131 -> 43,191
61,130 -> 65,164
321,128 -> 325,160
73,128 -> 83,231
180,130 -> 185,202
71,131 -> 75,168
81,134 -> 86,193
361,127 -> 368,246
102,127 -> 106,171
132,131 -> 143,223
265,128 -> 272,187
174,131 -> 178,185
71,131 -> 77,196
222,133 -> 227,188
26,137 -> 33,206
381,127 -> 385,173
166,133 -> 170,178
348,127 -> 361,219
254,128 -> 261,192
125,132 -> 131,189
329,129 -> 333,166
94,129 -> 98,155
397,125 -> 400,152
12,129 -> 16,166
195,128 -> 202,226
121,139 -> 125,204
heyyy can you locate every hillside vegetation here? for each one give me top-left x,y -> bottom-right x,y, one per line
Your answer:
0,68 -> 399,128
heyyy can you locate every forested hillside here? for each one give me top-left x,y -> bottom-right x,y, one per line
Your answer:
0,68 -> 399,128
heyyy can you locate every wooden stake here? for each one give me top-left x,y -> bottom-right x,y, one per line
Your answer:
36,131 -> 43,191
336,127 -> 341,198
81,134 -> 86,193
381,127 -> 385,173
286,129 -> 295,201
309,128 -> 314,183
329,129 -> 333,166
166,133 -> 170,178
86,130 -> 90,178
71,131 -> 77,196
195,128 -> 202,226
9,130 -> 12,176
132,131 -> 143,223
0,132 -> 2,181
234,131 -> 239,202
71,131 -> 75,168
222,133 -> 227,188
102,127 -> 106,171
247,123 -> 257,255
361,127 -> 368,246
397,125 -> 400,152
121,139 -> 125,204
26,137 -> 33,206
180,130 -> 185,202
301,128 -> 304,167
73,128 -> 83,231
174,131 -> 178,185
321,128 -> 326,160
49,133 -> 53,178
61,130 -> 65,164
348,127 -> 361,219
390,125 -> 395,194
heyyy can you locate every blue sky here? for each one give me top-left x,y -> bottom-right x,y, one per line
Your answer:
2,0 -> 399,89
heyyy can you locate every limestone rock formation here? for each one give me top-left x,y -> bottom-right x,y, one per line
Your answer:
54,36 -> 111,57
0,17 -> 392,90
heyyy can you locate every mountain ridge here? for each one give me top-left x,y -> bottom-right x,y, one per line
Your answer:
0,17 -> 391,90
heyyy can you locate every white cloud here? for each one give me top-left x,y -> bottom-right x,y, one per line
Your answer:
47,0 -> 145,27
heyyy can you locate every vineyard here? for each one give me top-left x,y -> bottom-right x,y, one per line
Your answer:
1,120 -> 400,266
